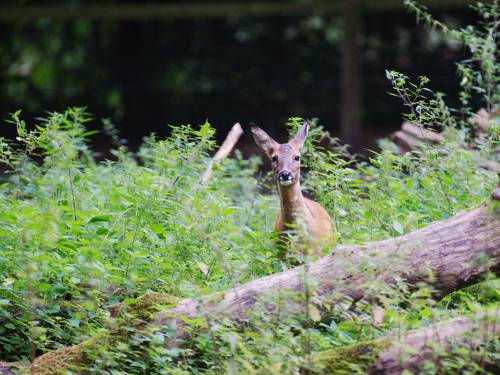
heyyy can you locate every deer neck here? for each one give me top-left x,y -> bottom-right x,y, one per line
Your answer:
278,181 -> 308,225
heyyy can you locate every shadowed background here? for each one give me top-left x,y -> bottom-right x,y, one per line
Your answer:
0,0 -> 479,154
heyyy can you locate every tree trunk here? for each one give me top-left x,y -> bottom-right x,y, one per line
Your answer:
156,185 -> 500,343
340,0 -> 362,145
312,312 -> 500,374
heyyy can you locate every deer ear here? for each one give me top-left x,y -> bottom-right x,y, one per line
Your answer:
291,121 -> 309,149
251,126 -> 278,155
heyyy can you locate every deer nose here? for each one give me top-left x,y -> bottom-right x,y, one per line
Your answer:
278,170 -> 293,182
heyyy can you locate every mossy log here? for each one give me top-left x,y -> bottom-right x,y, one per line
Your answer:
12,292 -> 179,375
156,185 -> 500,343
9,186 -> 500,373
313,312 -> 500,374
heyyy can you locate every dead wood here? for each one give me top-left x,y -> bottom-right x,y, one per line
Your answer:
200,122 -> 243,183
312,312 -> 500,374
156,184 -> 500,344
401,122 -> 445,143
391,113 -> 499,176
391,129 -> 421,154
480,160 -> 500,173
390,122 -> 445,154
16,185 -> 500,374
468,108 -> 499,134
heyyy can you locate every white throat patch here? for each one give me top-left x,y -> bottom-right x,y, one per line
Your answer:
279,179 -> 294,186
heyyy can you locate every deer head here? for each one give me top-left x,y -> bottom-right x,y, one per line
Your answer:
251,122 -> 309,187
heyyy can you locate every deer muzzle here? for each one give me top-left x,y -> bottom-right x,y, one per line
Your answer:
278,170 -> 294,186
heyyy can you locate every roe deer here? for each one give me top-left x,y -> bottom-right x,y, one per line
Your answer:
251,122 -> 334,257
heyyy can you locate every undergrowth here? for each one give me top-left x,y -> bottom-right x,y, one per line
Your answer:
0,1 -> 499,374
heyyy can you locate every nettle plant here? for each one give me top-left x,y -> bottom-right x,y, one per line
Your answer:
0,1 -> 498,373
405,0 -> 499,118
0,113 -> 279,362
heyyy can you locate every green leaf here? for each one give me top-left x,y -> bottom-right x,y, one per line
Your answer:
82,130 -> 99,137
197,121 -> 211,136
220,207 -> 235,216
68,319 -> 81,328
88,214 -> 112,223
420,307 -> 432,319
37,283 -> 52,292
96,227 -> 109,235
392,220 -> 404,235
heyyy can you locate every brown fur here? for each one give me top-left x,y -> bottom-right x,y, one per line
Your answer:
251,122 -> 334,257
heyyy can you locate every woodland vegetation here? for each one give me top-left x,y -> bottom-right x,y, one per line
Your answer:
0,1 -> 499,374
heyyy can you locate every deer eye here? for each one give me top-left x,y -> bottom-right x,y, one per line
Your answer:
271,155 -> 278,163
294,155 -> 300,161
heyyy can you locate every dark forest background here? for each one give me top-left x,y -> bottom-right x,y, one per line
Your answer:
0,0 -> 480,154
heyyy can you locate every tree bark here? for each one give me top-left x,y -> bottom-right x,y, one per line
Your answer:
156,185 -> 500,343
391,122 -> 445,154
390,118 -> 499,172
401,122 -> 445,143
340,0 -> 362,145
200,122 -> 243,183
312,312 -> 500,374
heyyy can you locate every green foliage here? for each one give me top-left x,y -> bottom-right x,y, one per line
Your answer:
0,103 -> 497,371
0,2 -> 499,373
0,111 -> 279,362
405,0 -> 499,113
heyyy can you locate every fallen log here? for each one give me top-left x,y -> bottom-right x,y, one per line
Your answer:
391,122 -> 444,154
18,185 -> 500,373
391,129 -> 421,154
390,117 -> 499,172
200,122 -> 243,183
468,107 -> 499,135
401,121 -> 445,143
312,312 -> 500,374
391,108 -> 499,153
480,160 -> 500,173
156,184 -> 500,342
